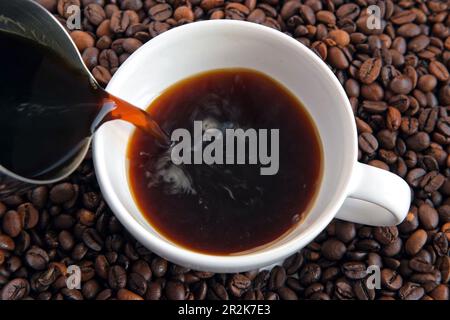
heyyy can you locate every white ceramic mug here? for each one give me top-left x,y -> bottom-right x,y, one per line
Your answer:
93,20 -> 411,273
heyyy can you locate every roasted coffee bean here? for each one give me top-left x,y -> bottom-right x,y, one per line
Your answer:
341,262 -> 366,280
268,266 -> 286,290
84,3 -> 106,26
126,272 -> 147,296
359,58 -> 382,84
3,210 -> 22,237
390,75 -> 413,94
1,278 -> 29,300
418,204 -> 439,230
117,288 -> 143,300
405,229 -> 428,256
82,228 -> 103,251
433,232 -> 448,257
149,4 -> 173,22
25,246 -> 49,270
277,286 -> 298,300
92,65 -> 111,86
228,273 -> 251,297
373,226 -> 398,245
327,46 -> 349,70
353,280 -> 375,300
321,239 -> 346,261
381,269 -> 403,291
151,257 -> 167,277
108,265 -> 127,289
359,132 -> 378,154
399,282 -> 425,300
49,183 -> 75,204
283,252 -> 304,275
334,279 -> 354,300
146,281 -> 163,300
299,263 -> 321,286
429,60 -> 449,81
131,259 -> 152,281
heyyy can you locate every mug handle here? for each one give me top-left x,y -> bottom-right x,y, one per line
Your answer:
336,162 -> 411,226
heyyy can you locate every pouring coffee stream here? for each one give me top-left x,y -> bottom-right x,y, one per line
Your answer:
0,0 -> 170,199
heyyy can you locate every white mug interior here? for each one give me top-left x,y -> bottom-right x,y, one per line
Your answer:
93,20 -> 358,272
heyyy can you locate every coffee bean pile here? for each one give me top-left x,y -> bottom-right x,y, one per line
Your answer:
0,0 -> 449,300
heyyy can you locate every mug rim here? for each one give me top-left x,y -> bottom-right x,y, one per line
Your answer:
93,20 -> 358,272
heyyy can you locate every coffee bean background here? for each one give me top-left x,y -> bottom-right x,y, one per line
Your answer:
0,0 -> 448,300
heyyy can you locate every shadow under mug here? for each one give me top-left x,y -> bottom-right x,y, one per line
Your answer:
93,20 -> 411,273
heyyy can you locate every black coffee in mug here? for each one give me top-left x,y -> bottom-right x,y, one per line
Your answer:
128,68 -> 323,255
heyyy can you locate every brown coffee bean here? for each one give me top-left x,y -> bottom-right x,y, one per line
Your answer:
353,280 -> 375,300
359,132 -> 378,154
359,58 -> 382,84
418,204 -> 439,230
268,266 -> 286,290
283,252 -> 304,275
247,9 -> 266,24
327,46 -> 349,69
408,35 -> 430,52
321,238 -> 346,260
165,280 -> 186,300
84,3 -> 106,26
1,278 -> 29,300
25,246 -> 49,270
406,132 -> 430,151
277,286 -> 298,300
334,279 -> 354,300
316,10 -> 336,25
429,60 -> 449,81
390,75 -> 413,94
3,210 -> 22,237
418,74 -> 438,92
49,183 -> 75,204
108,265 -> 127,289
298,5 -> 316,25
397,23 -> 421,38
70,31 -> 95,52
228,273 -> 251,297
373,226 -> 398,245
110,11 -> 130,33
0,234 -> 15,251
17,203 -> 39,230
200,0 -> 224,11
336,3 -> 360,20
121,0 -> 143,11
299,263 -> 321,286
173,6 -> 194,22
405,229 -> 428,256
399,282 -> 425,300
151,257 -> 167,277
280,1 -> 301,21
122,38 -> 142,54
381,269 -> 403,291
328,29 -> 350,47
386,107 -> 401,131
391,10 -> 417,25
429,284 -> 449,300
117,288 -> 143,300
92,65 -> 111,86
149,4 -> 173,22
421,172 -> 445,193
131,260 -> 152,281
433,232 -> 448,256
146,281 -> 162,300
